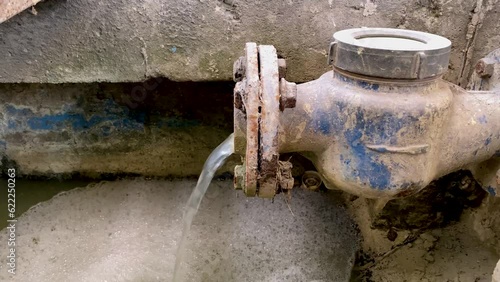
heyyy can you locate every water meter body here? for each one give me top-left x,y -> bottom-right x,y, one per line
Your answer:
233,28 -> 500,199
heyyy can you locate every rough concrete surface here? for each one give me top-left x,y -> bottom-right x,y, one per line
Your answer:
356,222 -> 499,282
0,179 -> 360,282
340,167 -> 500,281
0,0 -> 499,84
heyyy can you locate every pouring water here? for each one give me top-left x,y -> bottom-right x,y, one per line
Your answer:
173,133 -> 234,281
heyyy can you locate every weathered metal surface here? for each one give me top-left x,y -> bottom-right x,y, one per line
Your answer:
242,43 -> 259,197
234,48 -> 500,199
279,78 -> 297,112
233,57 -> 246,83
234,29 -> 499,199
468,48 -> 500,92
476,58 -> 495,78
233,164 -> 245,190
257,45 -> 281,198
0,0 -> 42,23
233,44 -> 296,198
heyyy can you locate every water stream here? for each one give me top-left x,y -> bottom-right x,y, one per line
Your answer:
173,133 -> 235,281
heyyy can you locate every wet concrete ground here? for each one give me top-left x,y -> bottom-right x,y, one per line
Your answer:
0,179 -> 360,281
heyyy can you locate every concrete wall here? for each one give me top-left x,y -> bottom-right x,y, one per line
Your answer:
0,0 -> 499,85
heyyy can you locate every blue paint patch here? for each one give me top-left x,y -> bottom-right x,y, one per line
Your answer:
344,123 -> 391,190
7,120 -> 18,129
340,109 -> 401,190
4,99 -> 146,134
371,147 -> 389,153
5,105 -> 31,116
312,99 -> 427,191
314,111 -> 332,134
478,115 -> 487,124
339,154 -> 351,165
485,136 -> 492,146
358,80 -> 380,91
487,186 -> 497,196
364,112 -> 418,145
312,101 -> 351,136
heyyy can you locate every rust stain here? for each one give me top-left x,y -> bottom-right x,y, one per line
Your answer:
243,42 -> 260,197
258,45 -> 281,198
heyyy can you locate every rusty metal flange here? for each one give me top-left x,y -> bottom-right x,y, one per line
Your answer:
258,45 -> 281,198
242,43 -> 260,197
233,43 -> 297,198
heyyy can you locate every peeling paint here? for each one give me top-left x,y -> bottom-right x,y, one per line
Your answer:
294,122 -> 307,142
486,136 -> 492,146
478,114 -> 488,124
487,186 -> 497,196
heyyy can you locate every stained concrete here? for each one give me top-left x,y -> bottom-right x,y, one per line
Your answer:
0,0 -> 499,84
0,179 -> 360,281
370,171 -> 486,230
0,81 -> 237,178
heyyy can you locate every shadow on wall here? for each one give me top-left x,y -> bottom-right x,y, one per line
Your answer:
0,79 -> 236,178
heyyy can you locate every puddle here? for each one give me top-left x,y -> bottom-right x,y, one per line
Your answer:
0,179 -> 91,229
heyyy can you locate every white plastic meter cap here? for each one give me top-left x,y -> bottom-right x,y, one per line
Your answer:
329,28 -> 452,79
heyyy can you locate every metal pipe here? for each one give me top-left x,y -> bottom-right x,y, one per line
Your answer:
232,28 -> 500,199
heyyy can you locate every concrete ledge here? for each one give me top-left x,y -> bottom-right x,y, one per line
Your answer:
1,0 -> 497,84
